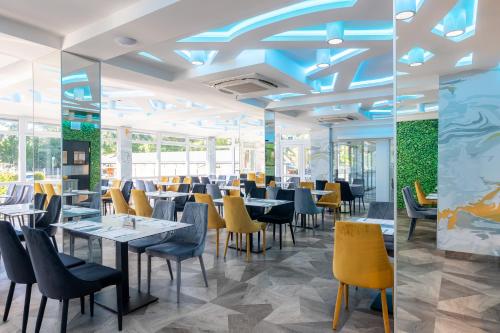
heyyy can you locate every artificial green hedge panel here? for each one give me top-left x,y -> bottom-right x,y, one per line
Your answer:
62,121 -> 100,191
396,119 -> 438,208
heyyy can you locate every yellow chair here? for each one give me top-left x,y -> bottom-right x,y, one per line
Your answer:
160,176 -> 169,182
414,180 -> 437,207
223,196 -> 266,261
316,183 -> 342,223
229,179 -> 241,197
256,173 -> 265,185
41,183 -> 56,208
183,177 -> 192,185
34,182 -> 44,194
300,181 -> 314,190
110,188 -> 136,215
131,189 -> 153,217
102,179 -> 121,199
55,184 -> 62,195
167,176 -> 180,192
332,221 -> 393,333
247,173 -> 256,181
195,193 -> 226,257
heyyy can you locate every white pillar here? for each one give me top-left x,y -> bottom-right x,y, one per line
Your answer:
207,137 -> 216,176
156,133 -> 161,180
375,139 -> 391,201
117,126 -> 132,180
18,117 -> 28,182
310,127 -> 330,181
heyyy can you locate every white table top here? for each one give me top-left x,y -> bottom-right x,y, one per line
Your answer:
62,205 -> 100,219
0,204 -> 46,217
62,190 -> 98,197
52,214 -> 191,243
311,190 -> 334,196
426,193 -> 438,200
146,191 -> 189,199
213,197 -> 291,208
347,217 -> 394,236
157,182 -> 183,186
219,185 -> 241,191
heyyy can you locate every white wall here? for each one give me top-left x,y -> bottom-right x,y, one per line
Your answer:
375,139 -> 391,201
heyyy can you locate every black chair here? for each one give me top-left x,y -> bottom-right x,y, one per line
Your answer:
22,227 -> 123,333
315,180 -> 328,200
243,180 -> 257,197
352,178 -> 366,210
239,173 -> 247,180
35,195 -> 62,250
0,222 -> 84,333
337,180 -> 355,215
188,183 -> 206,202
191,176 -> 201,184
173,183 -> 190,220
257,189 -> 295,249
247,187 -> 266,220
201,176 -> 211,185
28,193 -> 47,228
402,186 -> 437,240
121,180 -> 134,204
367,202 -> 394,220
178,176 -> 185,183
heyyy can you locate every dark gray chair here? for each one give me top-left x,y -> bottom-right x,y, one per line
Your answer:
206,184 -> 223,213
134,180 -> 146,191
145,180 -> 157,193
191,176 -> 201,184
174,183 -> 191,219
294,188 -> 323,230
402,186 -> 437,240
19,185 -> 33,204
266,186 -> 280,200
35,195 -> 62,250
247,187 -> 266,220
1,184 -> 24,205
258,189 -> 295,249
0,222 -> 84,333
337,180 -> 355,215
27,193 -> 47,229
367,202 -> 394,220
121,180 -> 134,204
188,183 -> 206,202
243,180 -> 257,197
352,179 -> 366,210
288,176 -> 300,189
201,176 -> 210,185
128,201 -> 176,292
146,202 -> 208,303
22,226 -> 123,333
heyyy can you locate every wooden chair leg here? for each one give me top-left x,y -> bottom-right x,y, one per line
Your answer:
235,232 -> 239,254
344,284 -> 349,310
224,232 -> 231,258
246,233 -> 250,261
216,228 -> 220,257
239,233 -> 243,254
332,282 -> 344,330
381,289 -> 390,333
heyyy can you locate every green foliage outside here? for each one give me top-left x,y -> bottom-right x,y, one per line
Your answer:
396,119 -> 438,208
0,171 -> 17,195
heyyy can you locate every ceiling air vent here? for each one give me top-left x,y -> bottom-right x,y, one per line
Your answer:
318,115 -> 358,124
206,73 -> 279,96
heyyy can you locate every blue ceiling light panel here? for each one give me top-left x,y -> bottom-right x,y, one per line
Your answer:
432,0 -> 478,42
137,51 -> 164,62
308,73 -> 338,93
174,50 -> 218,65
350,53 -> 393,89
263,92 -> 306,102
262,21 -> 393,42
399,47 -> 434,66
304,48 -> 368,76
178,0 -> 357,43
455,52 -> 473,67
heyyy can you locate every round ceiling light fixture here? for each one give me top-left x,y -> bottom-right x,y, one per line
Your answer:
395,0 -> 416,20
114,36 -> 138,47
190,51 -> 206,66
326,22 -> 344,45
316,49 -> 331,69
310,80 -> 321,94
443,9 -> 466,38
408,48 -> 424,67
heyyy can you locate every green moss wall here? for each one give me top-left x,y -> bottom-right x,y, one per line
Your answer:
62,121 -> 100,190
396,119 -> 438,208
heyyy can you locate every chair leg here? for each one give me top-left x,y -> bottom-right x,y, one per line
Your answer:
279,224 -> 282,250
344,284 -> 349,310
332,282 -> 344,330
246,233 -> 250,261
272,224 -> 276,241
235,232 -> 239,254
137,253 -> 141,292
216,228 -> 220,257
22,283 -> 32,333
147,255 -> 152,294
90,293 -> 94,317
407,218 -> 417,240
51,236 -> 58,251
288,222 -> 296,245
176,260 -> 182,303
167,260 -> 173,280
35,296 -> 47,333
199,256 -> 208,287
381,289 -> 390,333
262,229 -> 266,256
224,232 -> 231,258
80,296 -> 85,314
239,233 -> 243,254
116,283 -> 123,331
362,196 -> 365,210
3,281 -> 15,322
60,299 -> 69,333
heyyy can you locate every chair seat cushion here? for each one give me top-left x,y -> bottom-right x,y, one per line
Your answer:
257,214 -> 291,224
316,202 -> 340,209
128,235 -> 166,253
69,263 -> 121,288
146,241 -> 199,261
58,253 -> 85,269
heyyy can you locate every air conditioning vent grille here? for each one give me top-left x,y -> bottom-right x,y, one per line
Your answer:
206,74 -> 281,96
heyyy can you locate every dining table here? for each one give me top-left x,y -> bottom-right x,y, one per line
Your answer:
0,203 -> 46,227
146,191 -> 189,201
51,215 -> 191,314
62,205 -> 101,220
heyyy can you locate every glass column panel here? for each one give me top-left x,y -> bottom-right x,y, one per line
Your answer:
264,110 -> 275,184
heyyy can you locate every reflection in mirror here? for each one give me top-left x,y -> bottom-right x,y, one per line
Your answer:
395,1 -> 500,331
61,52 -> 102,262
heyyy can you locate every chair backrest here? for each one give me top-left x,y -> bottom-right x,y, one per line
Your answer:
337,180 -> 355,201
111,179 -> 121,188
414,180 -> 433,205
134,180 -> 146,191
247,173 -> 256,181
10,184 -> 26,204
195,193 -> 224,229
131,189 -> 153,217
333,221 -> 393,289
228,175 -> 236,181
218,175 -> 226,181
179,176 -> 185,182
315,180 -> 328,191
294,188 -> 318,215
318,182 -> 341,205
299,181 -> 314,190
239,173 -> 247,180
266,189 -> 295,220
223,196 -> 254,232
36,195 -> 62,228
266,186 -> 280,200
201,176 -> 210,185
367,202 -> 394,220
183,176 -> 191,184
22,227 -> 96,299
230,179 -> 241,197
110,188 -> 134,215
34,182 -> 44,194
247,187 -> 266,217
6,183 -> 16,196
256,173 -> 265,184
353,178 -> 364,185
174,202 -> 208,256
42,183 -> 56,204
19,185 -> 33,204
191,176 -> 200,184
160,176 -> 169,182
0,222 -> 36,284
243,180 -> 257,197
206,184 -> 222,200
121,180 -> 134,203
289,176 -> 300,185
402,186 -> 421,218
101,179 -> 109,187
188,184 -> 206,202
144,180 -> 157,192
34,192 -> 47,210
173,183 -> 190,205
152,200 -> 175,220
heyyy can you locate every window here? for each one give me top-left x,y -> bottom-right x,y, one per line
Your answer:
0,119 -> 19,192
160,141 -> 187,176
189,138 -> 207,175
216,137 -> 233,175
132,132 -> 157,178
26,122 -> 61,181
102,129 -> 117,178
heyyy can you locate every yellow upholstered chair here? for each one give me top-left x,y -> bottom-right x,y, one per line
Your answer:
34,182 -> 44,194
167,176 -> 180,192
247,172 -> 256,181
55,184 -> 62,195
300,181 -> 314,190
131,189 -> 153,217
102,179 -> 121,199
110,188 -> 136,215
414,180 -> 437,207
223,196 -> 266,261
41,183 -> 56,208
229,179 -> 241,197
183,177 -> 192,185
332,221 -> 393,333
316,183 -> 342,223
195,193 -> 226,257
256,173 -> 265,185
160,176 -> 169,182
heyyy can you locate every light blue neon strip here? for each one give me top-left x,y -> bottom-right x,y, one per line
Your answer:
138,51 -> 163,62
431,0 -> 478,42
174,50 -> 219,65
304,48 -> 368,75
263,28 -> 393,42
62,72 -> 88,85
350,75 -> 393,89
455,52 -> 473,67
178,0 -> 356,42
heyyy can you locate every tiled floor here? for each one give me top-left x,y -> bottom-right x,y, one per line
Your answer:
0,207 -> 392,332
396,214 -> 500,333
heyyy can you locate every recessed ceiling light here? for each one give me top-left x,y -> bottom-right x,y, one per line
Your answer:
326,22 -> 344,45
395,11 -> 415,20
445,29 -> 465,38
408,47 -> 424,67
114,36 -> 137,47
316,63 -> 330,69
444,8 -> 466,38
409,61 -> 423,67
316,49 -> 331,69
191,60 -> 204,65
327,38 -> 343,45
395,0 -> 416,20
